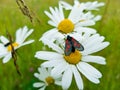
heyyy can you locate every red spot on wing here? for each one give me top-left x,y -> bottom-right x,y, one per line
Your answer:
65,39 -> 72,55
71,36 -> 84,51
71,37 -> 80,48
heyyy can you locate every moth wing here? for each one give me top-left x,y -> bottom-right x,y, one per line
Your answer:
71,37 -> 84,51
64,39 -> 72,56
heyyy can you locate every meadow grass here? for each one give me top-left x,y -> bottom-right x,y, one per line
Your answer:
0,0 -> 120,90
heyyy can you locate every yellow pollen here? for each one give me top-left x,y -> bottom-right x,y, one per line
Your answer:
45,76 -> 55,85
64,50 -> 82,64
58,19 -> 74,34
7,42 -> 19,51
79,19 -> 85,22
77,4 -> 80,7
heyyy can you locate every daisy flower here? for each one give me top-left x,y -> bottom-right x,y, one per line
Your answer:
35,32 -> 110,90
40,3 -> 98,49
0,26 -> 34,63
59,0 -> 104,11
33,67 -> 61,90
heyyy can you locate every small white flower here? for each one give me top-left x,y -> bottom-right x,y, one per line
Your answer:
33,67 -> 61,90
35,32 -> 110,90
0,26 -> 34,63
82,1 -> 105,11
41,3 -> 97,50
59,0 -> 104,11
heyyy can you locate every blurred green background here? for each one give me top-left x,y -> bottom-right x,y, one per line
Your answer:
0,0 -> 120,90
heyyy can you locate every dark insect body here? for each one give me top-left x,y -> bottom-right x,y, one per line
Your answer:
65,35 -> 84,56
4,42 -> 11,47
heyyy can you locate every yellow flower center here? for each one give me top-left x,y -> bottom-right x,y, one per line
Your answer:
58,19 -> 74,34
7,42 -> 19,51
64,50 -> 82,64
45,76 -> 55,85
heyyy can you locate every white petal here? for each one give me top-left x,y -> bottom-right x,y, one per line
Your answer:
0,51 -> 9,58
77,62 -> 102,84
54,73 -> 62,86
22,29 -> 34,42
83,34 -> 100,45
42,30 -> 65,46
93,15 -> 101,21
80,62 -> 102,78
40,37 -> 64,54
18,40 -> 34,48
41,59 -> 62,67
84,35 -> 105,49
71,65 -> 83,90
40,28 -> 64,44
62,67 -> 73,90
91,42 -> 110,53
39,86 -> 46,90
0,44 -> 7,53
3,53 -> 12,63
44,10 -> 56,24
82,55 -> 106,65
16,28 -> 22,43
38,67 -> 49,79
84,1 -> 104,10
51,61 -> 68,78
49,7 -> 60,25
75,27 -> 96,35
47,67 -> 52,75
59,0 -> 72,10
16,26 -> 34,45
48,20 -> 57,27
40,28 -> 57,41
55,80 -> 62,86
58,3 -> 64,20
0,36 -> 9,44
34,73 -> 44,81
74,0 -> 80,6
34,73 -> 41,79
33,82 -> 45,88
68,4 -> 85,24
16,26 -> 28,44
34,67 -> 51,82
35,51 -> 63,61
76,20 -> 95,27
0,52 -> 8,58
0,53 -> 7,58
83,42 -> 110,55
45,5 -> 64,27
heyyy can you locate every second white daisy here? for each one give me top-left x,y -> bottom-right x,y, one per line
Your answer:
40,3 -> 97,48
33,67 -> 61,90
0,26 -> 34,63
35,32 -> 110,90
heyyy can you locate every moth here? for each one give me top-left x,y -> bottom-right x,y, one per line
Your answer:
65,35 -> 84,56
